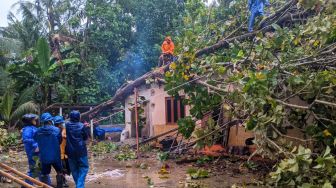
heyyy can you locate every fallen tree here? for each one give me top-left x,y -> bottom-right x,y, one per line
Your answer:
195,0 -> 311,57
81,0 -> 313,119
163,0 -> 336,186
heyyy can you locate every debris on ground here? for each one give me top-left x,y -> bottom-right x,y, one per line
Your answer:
135,162 -> 148,169
146,177 -> 154,187
157,151 -> 169,161
114,145 -> 136,161
91,142 -> 118,154
186,168 -> 210,179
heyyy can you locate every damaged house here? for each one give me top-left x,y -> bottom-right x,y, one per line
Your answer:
120,73 -> 258,154
82,67 -> 309,156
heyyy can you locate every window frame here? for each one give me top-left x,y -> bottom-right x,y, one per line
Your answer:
165,96 -> 185,124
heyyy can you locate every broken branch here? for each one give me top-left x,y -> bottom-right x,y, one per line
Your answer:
275,99 -> 309,109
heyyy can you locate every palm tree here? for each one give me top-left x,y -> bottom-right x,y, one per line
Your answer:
11,0 -> 54,35
0,90 -> 39,130
0,12 -> 41,51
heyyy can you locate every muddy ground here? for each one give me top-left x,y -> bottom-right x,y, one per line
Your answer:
0,149 -> 269,188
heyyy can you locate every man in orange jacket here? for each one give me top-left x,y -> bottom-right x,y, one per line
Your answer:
159,36 -> 175,67
54,116 -> 70,187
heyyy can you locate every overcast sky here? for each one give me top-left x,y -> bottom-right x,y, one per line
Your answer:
0,0 -> 35,27
0,0 -> 215,27
0,0 -> 19,27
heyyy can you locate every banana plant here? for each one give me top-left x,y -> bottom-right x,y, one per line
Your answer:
10,37 -> 80,109
0,89 -> 39,130
34,37 -> 80,108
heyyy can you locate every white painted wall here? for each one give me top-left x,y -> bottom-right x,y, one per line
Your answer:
124,83 -> 190,137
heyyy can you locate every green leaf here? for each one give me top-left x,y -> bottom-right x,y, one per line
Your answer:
16,85 -> 38,106
323,146 -> 331,157
246,117 -> 257,131
237,50 -> 244,58
322,182 -> 333,188
48,58 -> 80,72
0,91 -> 14,122
299,183 -> 313,188
178,116 -> 196,139
288,162 -> 299,173
272,24 -> 281,31
10,101 -> 39,124
37,38 -> 51,73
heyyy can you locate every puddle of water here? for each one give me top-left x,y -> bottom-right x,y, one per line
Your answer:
86,169 -> 125,182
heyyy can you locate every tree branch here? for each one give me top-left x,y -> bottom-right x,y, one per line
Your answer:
275,99 -> 309,109
195,9 -> 312,57
270,124 -> 315,143
285,56 -> 336,68
315,99 -> 336,108
195,80 -> 227,93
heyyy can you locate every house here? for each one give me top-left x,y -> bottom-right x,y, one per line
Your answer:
123,80 -> 191,138
121,76 -> 259,154
120,73 -> 311,156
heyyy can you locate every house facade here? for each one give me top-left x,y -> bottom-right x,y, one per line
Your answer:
122,81 -> 260,153
124,82 -> 191,138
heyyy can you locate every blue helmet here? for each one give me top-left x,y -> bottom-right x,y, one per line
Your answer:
70,110 -> 81,122
40,113 -> 53,124
53,115 -> 65,124
22,114 -> 38,124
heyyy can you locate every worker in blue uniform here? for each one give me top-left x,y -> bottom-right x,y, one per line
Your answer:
34,112 -> 63,188
66,111 -> 89,188
248,0 -> 270,32
21,114 -> 50,185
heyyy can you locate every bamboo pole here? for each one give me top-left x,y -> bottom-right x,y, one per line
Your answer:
90,107 -> 94,140
134,88 -> 139,157
0,169 -> 36,188
59,107 -> 62,116
0,163 -> 52,188
131,128 -> 178,148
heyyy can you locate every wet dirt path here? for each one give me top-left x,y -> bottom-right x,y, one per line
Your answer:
1,151 -> 265,188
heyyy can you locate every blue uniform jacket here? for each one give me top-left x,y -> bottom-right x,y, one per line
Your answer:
248,0 -> 269,15
22,125 -> 39,165
65,121 -> 88,159
34,125 -> 61,164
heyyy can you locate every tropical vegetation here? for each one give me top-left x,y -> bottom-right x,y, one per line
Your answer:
0,0 -> 335,186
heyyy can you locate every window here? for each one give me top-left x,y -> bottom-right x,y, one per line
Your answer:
166,97 -> 185,124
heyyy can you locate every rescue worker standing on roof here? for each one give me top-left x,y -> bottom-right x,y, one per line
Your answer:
248,0 -> 270,32
21,114 -> 51,186
34,112 -> 63,188
54,116 -> 70,187
159,36 -> 175,67
66,110 -> 89,188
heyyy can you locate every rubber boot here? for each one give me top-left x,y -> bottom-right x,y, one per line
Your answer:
63,175 -> 69,187
56,174 -> 64,188
40,175 -> 52,185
